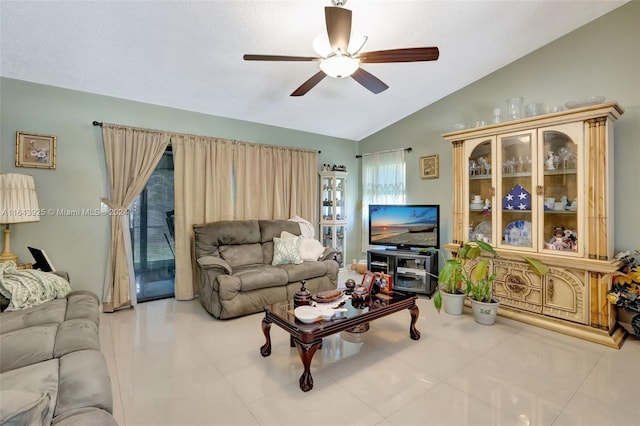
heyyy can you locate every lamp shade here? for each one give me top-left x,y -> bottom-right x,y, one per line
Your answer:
0,173 -> 40,224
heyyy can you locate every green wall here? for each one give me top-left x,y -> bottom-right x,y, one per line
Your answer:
2,2 -> 638,301
0,80 -> 358,299
358,1 -> 639,255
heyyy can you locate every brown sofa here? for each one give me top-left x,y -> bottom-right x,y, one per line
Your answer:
193,219 -> 339,319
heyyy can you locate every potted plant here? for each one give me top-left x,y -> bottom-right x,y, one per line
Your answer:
432,240 -> 496,315
607,249 -> 640,337
431,241 -> 549,324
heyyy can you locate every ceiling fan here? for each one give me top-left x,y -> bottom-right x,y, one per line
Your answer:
243,0 -> 439,96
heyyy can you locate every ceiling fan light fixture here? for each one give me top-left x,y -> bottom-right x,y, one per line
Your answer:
312,32 -> 368,57
320,55 -> 359,78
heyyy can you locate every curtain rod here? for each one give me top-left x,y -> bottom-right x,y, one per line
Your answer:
355,147 -> 412,159
92,121 -> 321,153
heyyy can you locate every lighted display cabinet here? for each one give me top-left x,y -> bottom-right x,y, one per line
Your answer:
319,171 -> 347,268
442,102 -> 625,347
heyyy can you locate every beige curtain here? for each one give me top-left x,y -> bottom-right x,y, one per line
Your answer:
101,124 -> 170,312
172,137 -> 317,300
290,148 -> 319,224
172,134 -> 235,300
234,143 -> 317,220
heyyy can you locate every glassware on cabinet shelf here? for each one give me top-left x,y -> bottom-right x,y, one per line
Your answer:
506,97 -> 524,120
500,133 -> 534,248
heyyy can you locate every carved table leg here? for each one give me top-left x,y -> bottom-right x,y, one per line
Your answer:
260,318 -> 272,357
408,305 -> 421,340
294,340 -> 321,392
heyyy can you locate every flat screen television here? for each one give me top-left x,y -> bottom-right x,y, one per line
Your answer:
369,204 -> 440,250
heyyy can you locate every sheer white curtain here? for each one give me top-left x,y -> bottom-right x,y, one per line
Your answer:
361,150 -> 406,251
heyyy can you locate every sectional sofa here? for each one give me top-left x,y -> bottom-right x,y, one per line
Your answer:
0,290 -> 116,425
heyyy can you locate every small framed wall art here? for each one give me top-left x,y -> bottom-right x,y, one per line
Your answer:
15,131 -> 57,169
420,154 -> 439,179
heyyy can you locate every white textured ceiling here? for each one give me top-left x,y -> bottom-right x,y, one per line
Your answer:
0,1 -> 628,140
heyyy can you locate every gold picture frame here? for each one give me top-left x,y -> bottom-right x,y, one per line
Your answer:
16,131 -> 57,169
420,154 -> 439,179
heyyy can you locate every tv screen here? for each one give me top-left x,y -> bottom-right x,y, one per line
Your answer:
369,204 -> 440,250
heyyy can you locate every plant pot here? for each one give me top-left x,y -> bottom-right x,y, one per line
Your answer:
440,291 -> 467,315
617,308 -> 640,338
470,298 -> 500,325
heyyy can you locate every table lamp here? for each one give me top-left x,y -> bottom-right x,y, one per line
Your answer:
0,173 -> 40,263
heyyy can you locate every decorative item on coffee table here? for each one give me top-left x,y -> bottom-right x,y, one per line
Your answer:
344,278 -> 356,294
374,272 -> 393,295
293,280 -> 312,308
361,271 -> 376,293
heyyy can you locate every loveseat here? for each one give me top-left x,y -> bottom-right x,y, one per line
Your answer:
194,219 -> 339,319
0,290 -> 116,425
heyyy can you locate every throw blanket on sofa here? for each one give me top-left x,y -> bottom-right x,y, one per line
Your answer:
0,262 -> 71,311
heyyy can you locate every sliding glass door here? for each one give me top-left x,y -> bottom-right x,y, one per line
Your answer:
129,148 -> 175,302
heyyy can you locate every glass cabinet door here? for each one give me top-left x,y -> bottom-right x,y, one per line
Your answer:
497,131 -> 536,250
320,174 -> 346,221
321,176 -> 334,220
334,175 -> 346,221
467,139 -> 494,243
538,122 -> 582,256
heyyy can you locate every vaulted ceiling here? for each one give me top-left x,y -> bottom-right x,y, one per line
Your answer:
0,1 -> 628,140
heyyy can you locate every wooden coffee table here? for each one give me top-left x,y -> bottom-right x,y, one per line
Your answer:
260,292 -> 420,392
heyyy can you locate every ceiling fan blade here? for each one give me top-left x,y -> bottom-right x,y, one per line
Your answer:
357,47 -> 440,63
351,68 -> 389,94
291,71 -> 327,97
325,6 -> 352,54
243,54 -> 320,62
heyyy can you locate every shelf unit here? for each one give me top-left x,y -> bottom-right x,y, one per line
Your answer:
319,171 -> 347,268
443,102 -> 625,348
367,249 -> 438,296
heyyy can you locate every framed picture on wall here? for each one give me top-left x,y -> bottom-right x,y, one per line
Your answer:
420,154 -> 439,179
15,131 -> 57,169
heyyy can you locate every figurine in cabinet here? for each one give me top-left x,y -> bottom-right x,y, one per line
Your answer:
549,226 -> 577,251
545,151 -> 556,170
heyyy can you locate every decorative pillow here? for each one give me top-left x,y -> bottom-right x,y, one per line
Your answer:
0,390 -> 50,426
272,236 -> 303,266
299,238 -> 325,261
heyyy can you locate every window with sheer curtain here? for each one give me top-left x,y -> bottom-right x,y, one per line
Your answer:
361,150 -> 406,251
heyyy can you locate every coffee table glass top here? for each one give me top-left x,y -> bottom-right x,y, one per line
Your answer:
268,291 -> 415,330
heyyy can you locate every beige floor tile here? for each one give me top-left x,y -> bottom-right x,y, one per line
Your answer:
552,392 -> 639,426
104,296 -> 639,426
386,382 -> 522,426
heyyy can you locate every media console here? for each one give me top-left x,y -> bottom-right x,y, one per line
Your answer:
367,249 -> 438,296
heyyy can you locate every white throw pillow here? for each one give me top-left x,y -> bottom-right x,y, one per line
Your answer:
272,236 -> 303,265
280,231 -> 297,239
299,238 -> 325,261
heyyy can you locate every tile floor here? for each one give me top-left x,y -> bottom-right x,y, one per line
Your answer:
100,271 -> 640,426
